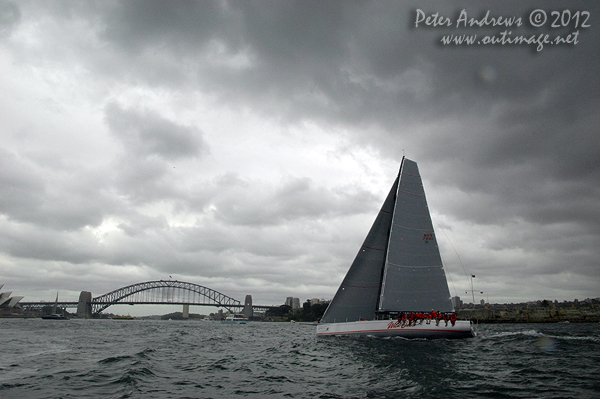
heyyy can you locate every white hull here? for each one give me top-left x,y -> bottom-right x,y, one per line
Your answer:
221,313 -> 248,324
316,319 -> 474,339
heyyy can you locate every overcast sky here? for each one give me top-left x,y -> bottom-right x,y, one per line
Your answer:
1,1 -> 598,315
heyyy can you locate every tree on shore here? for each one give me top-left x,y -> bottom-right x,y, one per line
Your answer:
265,305 -> 292,319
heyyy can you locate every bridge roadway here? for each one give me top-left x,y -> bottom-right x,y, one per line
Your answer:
19,280 -> 279,318
19,301 -> 276,312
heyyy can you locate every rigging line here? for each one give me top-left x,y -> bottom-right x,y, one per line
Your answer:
431,214 -> 471,290
438,249 -> 457,297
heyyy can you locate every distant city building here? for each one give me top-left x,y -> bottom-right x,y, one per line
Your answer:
285,297 -> 301,310
451,296 -> 462,310
310,298 -> 321,305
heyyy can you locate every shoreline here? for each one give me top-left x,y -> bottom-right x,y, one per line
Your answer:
458,307 -> 600,323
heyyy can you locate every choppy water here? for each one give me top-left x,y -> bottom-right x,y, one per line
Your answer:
1,319 -> 599,398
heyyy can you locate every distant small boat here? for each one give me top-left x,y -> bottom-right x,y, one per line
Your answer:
41,292 -> 69,320
221,314 -> 248,324
41,313 -> 69,320
112,315 -> 135,320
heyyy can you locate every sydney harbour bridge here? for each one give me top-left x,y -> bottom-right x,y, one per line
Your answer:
20,280 -> 277,318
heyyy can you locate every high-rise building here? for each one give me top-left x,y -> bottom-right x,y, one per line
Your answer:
285,296 -> 301,310
451,296 -> 463,310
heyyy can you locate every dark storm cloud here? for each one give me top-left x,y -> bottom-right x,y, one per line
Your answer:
0,148 -> 45,222
209,173 -> 377,226
0,0 -> 20,38
100,1 -> 230,54
0,223 -> 99,264
27,0 -> 600,134
90,0 -> 600,176
104,102 -> 208,160
83,1 -> 426,127
2,0 -> 599,307
103,102 -> 210,205
0,148 -> 116,231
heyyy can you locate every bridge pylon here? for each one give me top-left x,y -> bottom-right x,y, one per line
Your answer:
243,295 -> 253,318
77,291 -> 92,319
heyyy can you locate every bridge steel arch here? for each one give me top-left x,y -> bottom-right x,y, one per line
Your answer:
91,280 -> 241,315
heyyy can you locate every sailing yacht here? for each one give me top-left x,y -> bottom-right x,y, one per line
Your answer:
316,158 -> 474,338
41,292 -> 69,320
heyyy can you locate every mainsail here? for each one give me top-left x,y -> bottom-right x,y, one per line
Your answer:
320,158 -> 453,324
378,159 -> 453,313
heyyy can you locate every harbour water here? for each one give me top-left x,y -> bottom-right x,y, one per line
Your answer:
1,319 -> 599,398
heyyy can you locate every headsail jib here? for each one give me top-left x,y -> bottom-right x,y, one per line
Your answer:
319,173 -> 399,324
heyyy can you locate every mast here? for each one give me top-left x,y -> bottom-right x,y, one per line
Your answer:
53,292 -> 58,314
